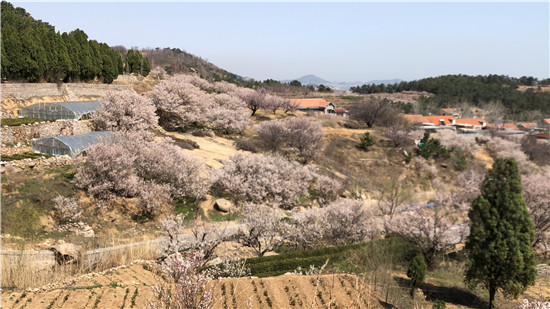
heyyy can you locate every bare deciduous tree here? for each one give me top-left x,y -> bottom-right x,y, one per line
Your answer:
523,172 -> 550,252
350,97 -> 393,128
377,178 -> 409,219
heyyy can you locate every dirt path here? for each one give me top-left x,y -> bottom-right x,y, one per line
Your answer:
163,131 -> 238,168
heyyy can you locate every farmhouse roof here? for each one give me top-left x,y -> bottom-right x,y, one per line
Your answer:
454,118 -> 487,126
334,108 -> 346,113
424,115 -> 455,126
290,98 -> 331,108
403,114 -> 429,123
441,108 -> 458,114
517,122 -> 538,129
543,118 -> 550,124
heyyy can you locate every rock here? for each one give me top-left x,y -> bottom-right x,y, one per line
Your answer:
205,257 -> 223,267
440,163 -> 448,168
51,242 -> 84,265
342,190 -> 351,198
75,224 -> 95,238
215,198 -> 234,212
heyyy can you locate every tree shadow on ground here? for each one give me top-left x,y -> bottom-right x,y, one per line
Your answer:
394,276 -> 489,308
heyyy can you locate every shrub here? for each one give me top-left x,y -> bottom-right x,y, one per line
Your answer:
52,195 -> 81,223
358,132 -> 375,150
1,117 -> 54,126
417,131 -> 449,159
1,152 -> 52,161
93,89 -> 158,132
215,152 -> 316,208
407,254 -> 427,296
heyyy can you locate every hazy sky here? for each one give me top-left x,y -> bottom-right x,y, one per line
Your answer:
12,1 -> 550,82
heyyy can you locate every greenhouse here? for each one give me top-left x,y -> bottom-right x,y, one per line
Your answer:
32,131 -> 112,157
19,101 -> 101,120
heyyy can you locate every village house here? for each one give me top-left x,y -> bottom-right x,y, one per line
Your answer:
539,118 -> 550,130
424,115 -> 456,126
440,107 -> 461,118
517,122 -> 538,131
290,98 -> 335,114
454,118 -> 487,132
334,108 -> 348,118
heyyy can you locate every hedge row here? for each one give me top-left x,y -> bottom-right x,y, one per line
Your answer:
1,118 -> 54,127
1,152 -> 52,161
245,243 -> 366,277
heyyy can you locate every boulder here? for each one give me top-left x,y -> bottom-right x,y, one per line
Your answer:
51,241 -> 84,265
215,198 -> 234,212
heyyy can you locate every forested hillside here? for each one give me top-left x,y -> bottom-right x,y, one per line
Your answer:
351,74 -> 550,117
0,1 -> 151,83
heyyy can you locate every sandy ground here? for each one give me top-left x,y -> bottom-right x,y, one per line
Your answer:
162,131 -> 239,169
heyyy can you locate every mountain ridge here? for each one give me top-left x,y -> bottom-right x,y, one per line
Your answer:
281,74 -> 404,90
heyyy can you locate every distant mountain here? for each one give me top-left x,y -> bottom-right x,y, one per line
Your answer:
281,75 -> 403,90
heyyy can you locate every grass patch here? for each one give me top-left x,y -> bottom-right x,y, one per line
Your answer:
1,117 -> 54,126
206,209 -> 239,222
1,165 -> 77,238
340,95 -> 363,101
175,197 -> 200,222
1,152 -> 52,161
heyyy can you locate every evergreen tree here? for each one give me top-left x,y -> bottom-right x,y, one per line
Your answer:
465,158 -> 537,309
407,254 -> 427,297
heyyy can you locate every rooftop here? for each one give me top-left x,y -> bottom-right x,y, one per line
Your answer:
290,98 -> 331,108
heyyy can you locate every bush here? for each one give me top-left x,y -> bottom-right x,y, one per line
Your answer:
1,152 -> 52,161
433,300 -> 446,309
52,195 -> 81,223
1,118 -> 54,126
417,131 -> 450,159
358,132 -> 375,149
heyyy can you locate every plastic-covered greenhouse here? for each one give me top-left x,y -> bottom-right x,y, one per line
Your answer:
19,101 -> 100,120
32,131 -> 112,157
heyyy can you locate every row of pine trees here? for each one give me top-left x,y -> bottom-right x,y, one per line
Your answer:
1,1 -> 150,83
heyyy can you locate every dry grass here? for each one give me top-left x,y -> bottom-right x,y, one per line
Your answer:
1,237 -> 160,289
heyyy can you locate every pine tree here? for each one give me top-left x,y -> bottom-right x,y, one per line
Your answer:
407,254 -> 427,297
465,158 -> 537,309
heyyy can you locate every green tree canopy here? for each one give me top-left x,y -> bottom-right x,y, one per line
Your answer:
465,158 -> 537,309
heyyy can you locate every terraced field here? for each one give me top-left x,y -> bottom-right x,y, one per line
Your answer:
0,264 -> 382,309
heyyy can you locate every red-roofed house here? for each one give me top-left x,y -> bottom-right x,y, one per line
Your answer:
441,108 -> 460,117
424,116 -> 456,126
334,108 -> 348,118
403,114 -> 429,124
517,122 -> 538,130
290,98 -> 335,114
540,118 -> 550,129
454,118 -> 487,131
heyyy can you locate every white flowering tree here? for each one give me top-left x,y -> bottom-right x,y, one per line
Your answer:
93,90 -> 158,132
215,152 -> 316,209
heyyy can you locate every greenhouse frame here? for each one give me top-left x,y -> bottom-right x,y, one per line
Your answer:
32,131 -> 113,157
19,101 -> 101,120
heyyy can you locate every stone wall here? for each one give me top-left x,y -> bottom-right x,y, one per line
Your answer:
1,83 -> 132,101
1,120 -> 93,145
1,155 -> 72,173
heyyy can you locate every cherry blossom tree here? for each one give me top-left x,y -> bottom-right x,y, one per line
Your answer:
523,172 -> 550,251
52,195 -> 81,223
148,75 -> 251,133
215,152 -> 316,209
75,132 -> 210,215
93,90 -> 158,132
255,117 -> 325,162
487,137 -> 538,174
237,203 -> 286,257
232,87 -> 268,116
288,199 -> 381,248
387,205 -> 465,269
148,251 -> 217,309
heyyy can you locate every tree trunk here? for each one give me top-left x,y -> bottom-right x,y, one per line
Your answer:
488,283 -> 496,309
